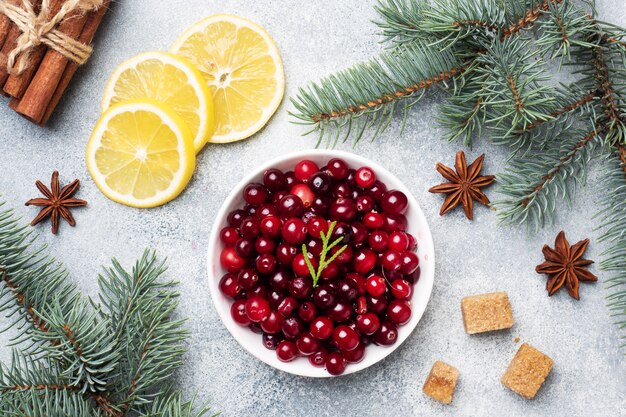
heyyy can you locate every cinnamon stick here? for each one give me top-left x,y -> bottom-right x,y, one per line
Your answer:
0,0 -> 20,51
3,0 -> 64,99
0,3 -> 25,90
38,0 -> 110,125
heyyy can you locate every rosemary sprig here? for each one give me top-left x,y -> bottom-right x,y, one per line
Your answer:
302,221 -> 348,288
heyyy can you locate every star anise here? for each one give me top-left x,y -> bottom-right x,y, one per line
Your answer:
428,151 -> 495,220
535,231 -> 597,300
25,171 -> 88,234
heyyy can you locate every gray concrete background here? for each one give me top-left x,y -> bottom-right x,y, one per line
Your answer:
0,1 -> 625,416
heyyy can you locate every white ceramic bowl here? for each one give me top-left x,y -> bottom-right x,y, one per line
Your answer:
207,149 -> 435,377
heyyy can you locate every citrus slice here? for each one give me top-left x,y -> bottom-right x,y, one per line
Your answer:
101,51 -> 214,153
171,14 -> 285,143
87,100 -> 196,208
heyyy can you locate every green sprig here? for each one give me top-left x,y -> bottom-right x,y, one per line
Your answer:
302,221 -> 348,288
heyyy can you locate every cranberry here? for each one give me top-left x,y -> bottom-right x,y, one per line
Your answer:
345,169 -> 356,185
244,295 -> 270,322
268,290 -> 285,309
331,222 -> 352,244
307,216 -> 329,238
255,236 -> 276,254
355,195 -> 374,212
313,285 -> 335,309
332,325 -> 359,351
368,230 -> 389,253
383,214 -> 407,232
243,183 -> 269,206
366,275 -> 386,297
272,190 -> 288,204
382,250 -> 402,271
220,227 -> 239,246
355,167 -> 376,189
387,299 -> 412,325
256,254 -> 277,274
294,160 -> 319,182
267,269 -> 290,291
363,211 -> 385,229
249,322 -> 263,334
289,276 -> 313,299
219,273 -> 240,298
235,238 -> 255,258
277,297 -> 299,317
400,251 -> 419,274
291,184 -> 315,207
407,234 -> 418,251
311,197 -> 329,215
263,168 -> 285,191
284,171 -> 298,188
276,340 -> 298,362
330,198 -> 357,222
309,349 -> 328,367
406,266 -> 421,284
390,279 -> 412,300
276,243 -> 297,265
373,320 -> 398,346
336,279 -> 359,301
332,182 -> 352,198
368,180 -> 387,202
240,217 -> 260,239
237,268 -> 259,290
382,190 -> 408,215
350,222 -> 369,246
367,295 -> 388,315
343,342 -> 365,363
305,238 -> 323,257
353,248 -> 376,274
292,253 -> 316,277
230,300 -> 250,326
278,194 -> 304,217
282,218 -> 307,244
348,274 -> 366,295
327,302 -> 352,322
257,204 -> 278,218
331,244 -> 353,264
310,317 -> 334,340
260,216 -> 282,238
309,172 -> 332,195
282,316 -> 304,339
388,231 -> 409,252
262,333 -> 283,350
325,352 -> 347,375
227,209 -> 246,228
327,158 -> 349,179
220,247 -> 246,273
299,301 -> 317,322
296,332 -> 321,356
356,313 -> 380,335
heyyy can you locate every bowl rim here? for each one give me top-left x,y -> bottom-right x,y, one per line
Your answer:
206,149 -> 435,378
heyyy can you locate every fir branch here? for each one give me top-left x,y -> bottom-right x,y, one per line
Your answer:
302,221 -> 347,288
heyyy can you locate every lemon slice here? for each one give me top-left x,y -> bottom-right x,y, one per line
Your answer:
101,51 -> 214,153
171,14 -> 285,143
87,100 -> 196,208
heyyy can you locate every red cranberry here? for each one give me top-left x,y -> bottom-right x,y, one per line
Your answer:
343,342 -> 365,363
373,320 -> 398,346
325,352 -> 347,375
227,209 -> 246,228
330,222 -> 352,244
406,266 -> 421,284
277,297 -> 299,317
388,231 -> 409,252
390,279 -> 412,300
263,168 -> 285,191
298,301 -> 317,322
282,218 -> 307,244
260,216 -> 282,238
407,233 -> 418,251
400,251 -> 419,274
353,248 -> 376,274
327,302 -> 352,322
387,299 -> 412,325
313,285 -> 335,309
243,183 -> 269,206
282,316 -> 304,339
336,279 -> 359,301
220,227 -> 239,246
320,261 -> 339,280
262,333 -> 283,350
382,190 -> 408,215
278,194 -> 304,217
332,325 -> 359,351
276,340 -> 298,362
368,180 -> 387,202
255,236 -> 276,254
291,184 -> 315,207
330,198 -> 357,222
276,243 -> 297,265
296,332 -> 321,356
367,295 -> 388,315
305,238 -> 323,257
240,217 -> 260,239
289,277 -> 313,299
230,300 -> 250,326
292,253 -> 316,277
355,167 -> 376,189
383,213 -> 407,232
284,171 -> 298,188
356,312 -> 380,335
366,275 -> 386,297
309,349 -> 328,367
309,172 -> 332,195
219,273 -> 240,298
237,268 -> 259,290
368,230 -> 389,253
295,160 -> 319,182
363,211 -> 384,229
327,158 -> 349,179
355,296 -> 368,315
235,238 -> 255,258
331,244 -> 353,264
355,195 -> 374,212
268,269 -> 291,291
256,254 -> 277,274
350,222 -> 369,246
250,284 -> 269,299
220,247 -> 246,273
307,216 -> 329,238
245,295 -> 270,322
257,204 -> 278,218
332,182 -> 352,199
310,317 -> 333,340
272,190 -> 288,204
268,290 -> 285,309
382,250 -> 402,271
311,197 -> 329,215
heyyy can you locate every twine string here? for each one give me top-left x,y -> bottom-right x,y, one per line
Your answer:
0,0 -> 103,75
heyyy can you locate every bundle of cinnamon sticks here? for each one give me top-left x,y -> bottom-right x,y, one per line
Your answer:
0,0 -> 110,125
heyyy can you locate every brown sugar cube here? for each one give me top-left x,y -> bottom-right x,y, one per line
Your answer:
422,361 -> 459,405
501,343 -> 553,399
461,292 -> 515,334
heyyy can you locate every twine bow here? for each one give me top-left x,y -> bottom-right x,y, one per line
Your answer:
0,0 -> 103,75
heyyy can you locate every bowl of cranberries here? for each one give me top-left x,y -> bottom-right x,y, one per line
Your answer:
207,150 -> 434,377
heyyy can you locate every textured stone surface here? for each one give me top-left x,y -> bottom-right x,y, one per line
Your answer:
0,1 -> 625,416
